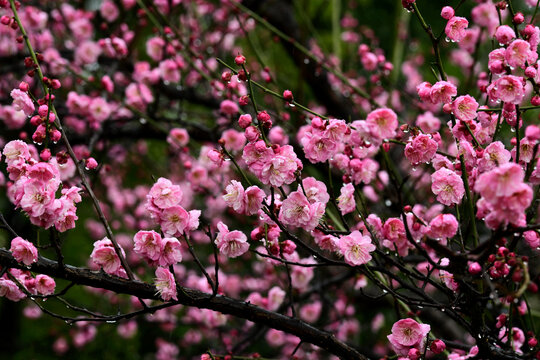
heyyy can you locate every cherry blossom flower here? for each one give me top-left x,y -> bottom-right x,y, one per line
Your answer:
278,191 -> 325,231
445,16 -> 469,42
337,183 -> 356,215
10,89 -> 35,116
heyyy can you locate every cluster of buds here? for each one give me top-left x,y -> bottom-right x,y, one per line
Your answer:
486,246 -> 523,279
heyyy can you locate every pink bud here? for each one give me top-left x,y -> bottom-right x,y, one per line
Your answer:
441,6 -> 455,20
525,66 -> 537,78
234,54 -> 246,65
85,157 -> 98,170
19,81 -> 29,92
430,339 -> 446,354
238,114 -> 252,129
513,12 -> 525,25
38,105 -> 49,117
283,89 -> 293,102
50,129 -> 61,143
468,262 -> 482,275
40,148 -> 51,161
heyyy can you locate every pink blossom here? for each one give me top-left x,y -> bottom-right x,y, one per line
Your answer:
244,186 -> 265,215
278,191 -> 325,231
35,274 -> 56,295
155,267 -> 177,301
416,112 -> 440,133
428,214 -> 458,239
445,16 -> 469,42
167,128 -> 189,149
157,237 -> 182,267
474,163 -> 524,200
300,177 -> 329,205
487,75 -> 525,104
430,81 -> 457,104
3,140 -> 30,166
404,134 -> 438,166
337,183 -> 356,215
387,318 -> 431,356
90,238 -> 122,274
147,177 -> 183,210
431,168 -> 465,206
159,59 -> 181,83
505,39 -> 531,69
215,221 -> 249,258
441,6 -> 455,20
495,25 -> 516,45
477,141 -> 511,172
11,89 -> 35,116
10,237 -> 38,265
159,205 -> 191,236
219,100 -> 239,115
366,108 -> 398,140
0,279 -> 26,301
146,37 -> 165,61
452,95 -> 478,121
338,231 -> 375,266
223,180 -> 245,213
133,230 -> 162,261
259,145 -> 300,187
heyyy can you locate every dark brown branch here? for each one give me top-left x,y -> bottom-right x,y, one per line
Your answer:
0,249 -> 367,360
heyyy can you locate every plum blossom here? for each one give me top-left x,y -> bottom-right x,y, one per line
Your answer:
431,168 -> 465,206
404,134 -> 438,166
445,16 -> 469,42
428,214 -> 458,239
11,89 -> 35,116
452,95 -> 478,121
387,318 -> 431,357
155,267 -> 177,301
278,191 -> 325,231
338,231 -> 376,266
366,108 -> 398,140
337,183 -> 356,215
90,238 -> 123,275
10,237 -> 38,265
215,222 -> 249,258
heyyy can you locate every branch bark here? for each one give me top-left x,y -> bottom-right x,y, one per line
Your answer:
0,249 -> 367,360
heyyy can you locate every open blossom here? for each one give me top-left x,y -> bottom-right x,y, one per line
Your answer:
487,75 -> 525,104
445,16 -> 469,42
366,108 -> 398,140
215,222 -> 249,258
11,89 -> 35,116
90,238 -> 122,274
337,183 -> 356,215
505,39 -> 531,69
35,274 -> 56,295
3,140 -> 31,166
404,134 -> 438,166
0,279 -> 26,302
431,168 -> 465,206
10,237 -> 38,265
244,186 -> 265,215
223,180 -> 245,213
259,145 -> 300,187
387,318 -> 431,356
156,237 -> 182,267
155,267 -> 177,301
475,162 -> 524,200
147,177 -> 183,210
428,214 -> 458,239
338,231 -> 375,266
477,141 -> 511,172
278,191 -> 325,231
452,95 -> 478,121
429,81 -> 457,104
301,177 -> 329,205
133,230 -> 162,261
